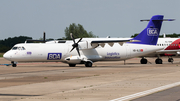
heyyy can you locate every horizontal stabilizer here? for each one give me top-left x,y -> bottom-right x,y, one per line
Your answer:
140,19 -> 175,21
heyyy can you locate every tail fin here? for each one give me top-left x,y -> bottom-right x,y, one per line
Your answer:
132,15 -> 173,45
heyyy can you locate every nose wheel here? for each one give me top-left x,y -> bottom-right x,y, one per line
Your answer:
11,61 -> 17,67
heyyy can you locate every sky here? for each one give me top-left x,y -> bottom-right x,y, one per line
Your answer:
0,0 -> 180,40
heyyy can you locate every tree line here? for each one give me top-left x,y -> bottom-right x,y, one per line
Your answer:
0,36 -> 32,52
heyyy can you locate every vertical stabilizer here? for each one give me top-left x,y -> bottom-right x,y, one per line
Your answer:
132,15 -> 164,45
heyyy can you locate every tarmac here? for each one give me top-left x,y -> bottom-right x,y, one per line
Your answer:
0,57 -> 180,101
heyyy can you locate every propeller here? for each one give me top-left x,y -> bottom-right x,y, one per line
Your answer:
70,33 -> 82,56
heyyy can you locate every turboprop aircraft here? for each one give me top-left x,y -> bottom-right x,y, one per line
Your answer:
3,15 -> 171,67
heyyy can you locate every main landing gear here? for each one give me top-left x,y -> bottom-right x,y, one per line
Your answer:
11,61 -> 17,67
68,61 -> 93,67
155,57 -> 174,64
168,57 -> 174,63
140,57 -> 163,64
141,57 -> 174,64
140,57 -> 147,64
155,58 -> 162,64
69,64 -> 76,67
85,61 -> 92,67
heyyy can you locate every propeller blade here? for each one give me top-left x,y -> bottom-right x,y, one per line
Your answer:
70,33 -> 76,43
70,47 -> 75,52
76,47 -> 80,56
77,38 -> 82,43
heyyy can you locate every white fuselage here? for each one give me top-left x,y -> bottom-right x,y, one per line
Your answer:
3,38 -> 163,64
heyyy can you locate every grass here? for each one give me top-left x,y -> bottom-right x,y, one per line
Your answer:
0,53 -> 4,57
44,77 -> 48,79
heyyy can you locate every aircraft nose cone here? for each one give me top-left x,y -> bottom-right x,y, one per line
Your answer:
3,52 -> 11,61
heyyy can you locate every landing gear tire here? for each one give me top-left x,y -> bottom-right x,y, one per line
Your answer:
69,64 -> 76,67
85,61 -> 92,67
168,58 -> 173,63
140,58 -> 147,64
12,64 -> 17,67
155,58 -> 162,64
11,61 -> 17,67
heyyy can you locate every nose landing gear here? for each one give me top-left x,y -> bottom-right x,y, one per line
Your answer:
11,61 -> 17,67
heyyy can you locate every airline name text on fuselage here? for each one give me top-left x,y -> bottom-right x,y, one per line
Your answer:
47,53 -> 62,60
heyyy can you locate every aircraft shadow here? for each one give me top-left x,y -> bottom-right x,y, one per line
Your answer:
0,93 -> 41,96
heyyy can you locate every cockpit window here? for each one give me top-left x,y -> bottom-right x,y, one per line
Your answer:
22,47 -> 25,50
11,46 -> 26,50
12,47 -> 18,50
18,47 -> 21,50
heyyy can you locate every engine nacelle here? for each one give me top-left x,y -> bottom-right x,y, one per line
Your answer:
177,52 -> 180,55
78,41 -> 99,50
65,56 -> 82,64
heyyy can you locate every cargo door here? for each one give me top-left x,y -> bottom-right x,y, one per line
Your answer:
126,45 -> 131,58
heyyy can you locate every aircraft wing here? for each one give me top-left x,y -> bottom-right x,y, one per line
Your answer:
156,50 -> 180,55
90,39 -> 139,47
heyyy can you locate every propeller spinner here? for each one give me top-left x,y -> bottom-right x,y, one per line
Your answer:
70,33 -> 82,56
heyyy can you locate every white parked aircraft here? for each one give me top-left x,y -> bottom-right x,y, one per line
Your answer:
3,15 -> 171,67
